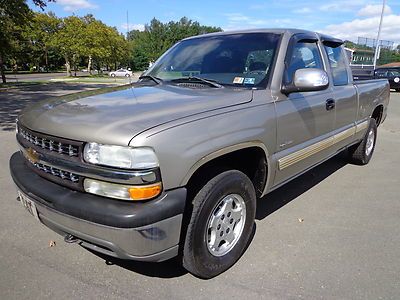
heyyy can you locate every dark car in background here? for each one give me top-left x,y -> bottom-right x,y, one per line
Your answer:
375,67 -> 400,92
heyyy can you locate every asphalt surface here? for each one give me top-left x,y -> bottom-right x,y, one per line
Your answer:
0,82 -> 119,131
5,72 -> 74,82
4,72 -> 141,83
0,86 -> 399,299
4,72 -> 103,82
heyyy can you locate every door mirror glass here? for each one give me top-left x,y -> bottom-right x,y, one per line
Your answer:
283,68 -> 329,94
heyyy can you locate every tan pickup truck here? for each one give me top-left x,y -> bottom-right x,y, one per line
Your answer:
10,28 -> 390,278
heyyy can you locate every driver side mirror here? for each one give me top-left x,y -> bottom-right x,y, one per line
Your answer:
282,68 -> 329,94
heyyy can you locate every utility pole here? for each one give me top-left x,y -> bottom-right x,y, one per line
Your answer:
126,10 -> 129,39
373,0 -> 386,69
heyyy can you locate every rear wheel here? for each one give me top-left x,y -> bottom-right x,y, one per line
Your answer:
348,118 -> 377,165
396,88 -> 400,92
111,73 -> 116,77
183,170 -> 256,279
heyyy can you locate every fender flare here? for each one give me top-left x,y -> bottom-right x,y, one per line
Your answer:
180,141 -> 273,197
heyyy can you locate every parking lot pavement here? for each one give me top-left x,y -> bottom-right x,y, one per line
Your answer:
0,82 -> 119,131
5,72 -> 68,82
4,71 -> 142,83
0,90 -> 399,299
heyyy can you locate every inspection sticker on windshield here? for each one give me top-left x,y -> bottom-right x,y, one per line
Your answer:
233,77 -> 244,84
244,78 -> 255,85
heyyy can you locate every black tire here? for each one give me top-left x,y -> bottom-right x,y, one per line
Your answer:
348,118 -> 377,165
111,73 -> 116,77
125,74 -> 130,77
396,89 -> 400,93
183,170 -> 256,279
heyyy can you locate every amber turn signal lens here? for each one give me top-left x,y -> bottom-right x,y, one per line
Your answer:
129,183 -> 162,200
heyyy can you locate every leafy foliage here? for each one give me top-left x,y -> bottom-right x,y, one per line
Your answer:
128,17 -> 222,71
377,49 -> 400,66
344,40 -> 400,66
1,2 -> 222,82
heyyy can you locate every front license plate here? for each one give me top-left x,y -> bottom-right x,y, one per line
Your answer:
18,191 -> 40,221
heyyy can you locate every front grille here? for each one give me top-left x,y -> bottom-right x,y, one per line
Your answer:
34,162 -> 79,183
19,127 -> 79,157
17,124 -> 84,190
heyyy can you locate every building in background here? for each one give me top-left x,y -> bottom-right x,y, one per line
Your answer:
345,37 -> 395,80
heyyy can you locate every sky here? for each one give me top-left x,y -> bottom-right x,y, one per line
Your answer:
30,0 -> 400,44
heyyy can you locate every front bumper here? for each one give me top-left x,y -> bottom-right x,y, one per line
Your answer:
10,152 -> 187,262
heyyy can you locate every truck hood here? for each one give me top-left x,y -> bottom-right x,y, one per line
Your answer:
19,84 -> 253,145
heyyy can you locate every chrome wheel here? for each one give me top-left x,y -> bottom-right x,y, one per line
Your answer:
206,194 -> 246,257
365,129 -> 375,156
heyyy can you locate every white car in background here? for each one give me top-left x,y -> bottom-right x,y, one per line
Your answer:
109,69 -> 133,77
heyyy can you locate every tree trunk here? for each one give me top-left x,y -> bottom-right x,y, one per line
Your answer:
45,48 -> 48,72
0,52 -> 6,84
88,55 -> 92,75
65,55 -> 71,76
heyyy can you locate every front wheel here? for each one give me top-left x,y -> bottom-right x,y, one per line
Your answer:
348,118 -> 377,165
183,170 -> 256,279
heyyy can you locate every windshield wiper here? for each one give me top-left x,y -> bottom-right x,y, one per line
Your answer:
171,76 -> 223,88
138,75 -> 163,84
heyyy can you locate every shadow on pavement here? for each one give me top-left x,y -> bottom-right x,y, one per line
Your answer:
256,153 -> 348,220
89,250 -> 188,278
0,82 -> 114,131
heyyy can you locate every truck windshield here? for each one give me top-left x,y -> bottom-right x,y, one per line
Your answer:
145,33 -> 281,88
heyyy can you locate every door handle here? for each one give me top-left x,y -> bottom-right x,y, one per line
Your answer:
326,99 -> 335,111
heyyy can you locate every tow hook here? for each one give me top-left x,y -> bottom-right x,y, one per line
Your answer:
64,234 -> 80,244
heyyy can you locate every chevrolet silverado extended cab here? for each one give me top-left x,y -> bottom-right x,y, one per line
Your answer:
10,29 -> 390,279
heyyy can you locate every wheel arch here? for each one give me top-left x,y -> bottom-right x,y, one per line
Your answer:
371,104 -> 384,126
181,141 -> 272,200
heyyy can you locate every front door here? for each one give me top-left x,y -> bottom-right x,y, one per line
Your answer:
273,37 -> 335,186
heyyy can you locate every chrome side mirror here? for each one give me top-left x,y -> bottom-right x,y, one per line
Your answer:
282,68 -> 329,94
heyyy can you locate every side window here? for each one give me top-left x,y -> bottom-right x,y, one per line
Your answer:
324,45 -> 349,86
388,70 -> 400,77
375,69 -> 387,78
287,42 -> 324,82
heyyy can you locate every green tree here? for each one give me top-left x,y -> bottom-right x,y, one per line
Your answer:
377,48 -> 400,66
51,15 -> 87,76
0,0 -> 53,83
101,25 -> 129,71
128,17 -> 222,71
49,14 -> 129,76
26,12 -> 61,71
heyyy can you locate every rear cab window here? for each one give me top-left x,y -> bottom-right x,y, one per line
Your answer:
323,45 -> 349,86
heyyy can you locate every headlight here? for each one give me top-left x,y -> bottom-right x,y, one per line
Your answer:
84,178 -> 162,201
83,143 -> 159,169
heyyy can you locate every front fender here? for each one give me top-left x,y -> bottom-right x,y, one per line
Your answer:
130,103 -> 277,193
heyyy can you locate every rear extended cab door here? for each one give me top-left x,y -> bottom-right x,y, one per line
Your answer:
320,37 -> 359,151
271,33 -> 336,186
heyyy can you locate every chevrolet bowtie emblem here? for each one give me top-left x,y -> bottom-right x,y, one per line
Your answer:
25,147 -> 39,164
